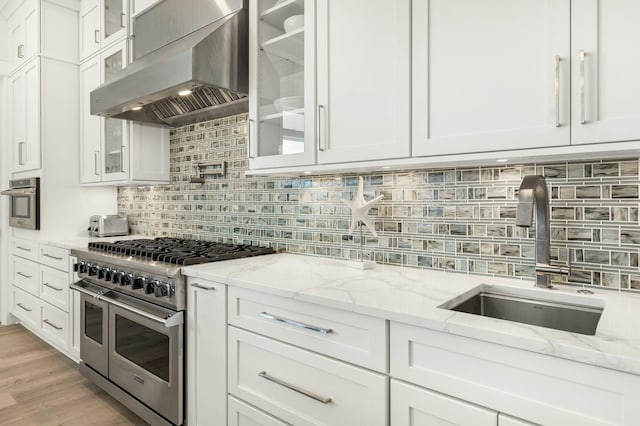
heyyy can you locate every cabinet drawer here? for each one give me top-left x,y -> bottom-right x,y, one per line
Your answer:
41,301 -> 70,352
13,286 -> 41,330
39,244 -> 70,272
391,379 -> 497,426
228,287 -> 387,372
12,256 -> 39,296
228,396 -> 289,426
40,265 -> 70,311
11,237 -> 38,261
228,327 -> 388,426
390,322 -> 635,426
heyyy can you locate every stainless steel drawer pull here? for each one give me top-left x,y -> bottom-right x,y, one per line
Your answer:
94,29 -> 100,44
259,312 -> 332,335
18,141 -> 25,165
17,44 -> 24,58
43,253 -> 64,261
191,283 -> 216,291
44,319 -> 63,330
16,246 -> 32,252
121,12 -> 126,28
44,283 -> 63,292
94,151 -> 100,175
17,272 -> 33,279
554,55 -> 561,128
17,303 -> 32,312
579,50 -> 586,125
258,371 -> 332,404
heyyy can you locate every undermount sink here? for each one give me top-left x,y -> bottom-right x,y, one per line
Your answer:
439,284 -> 605,335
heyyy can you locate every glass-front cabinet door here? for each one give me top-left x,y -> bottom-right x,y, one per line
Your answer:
100,40 -> 129,181
103,0 -> 128,46
248,0 -> 316,170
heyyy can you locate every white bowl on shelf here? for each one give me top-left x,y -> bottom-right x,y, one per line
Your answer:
283,15 -> 304,33
273,96 -> 304,112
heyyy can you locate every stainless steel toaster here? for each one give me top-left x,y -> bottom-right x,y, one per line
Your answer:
89,215 -> 129,237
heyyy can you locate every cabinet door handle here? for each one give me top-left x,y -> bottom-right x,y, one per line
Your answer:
94,151 -> 100,175
554,55 -> 561,128
17,44 -> 24,58
579,50 -> 586,125
94,29 -> 100,44
18,142 -> 25,165
17,303 -> 32,312
16,246 -> 32,252
44,283 -> 63,292
43,253 -> 63,261
259,311 -> 332,335
191,283 -> 216,291
120,145 -> 126,172
317,104 -> 327,151
44,319 -> 63,330
248,119 -> 255,158
17,272 -> 33,279
258,371 -> 332,404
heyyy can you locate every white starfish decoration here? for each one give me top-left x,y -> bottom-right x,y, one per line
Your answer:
342,176 -> 384,237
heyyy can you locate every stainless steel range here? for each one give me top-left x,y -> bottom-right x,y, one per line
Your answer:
70,238 -> 274,426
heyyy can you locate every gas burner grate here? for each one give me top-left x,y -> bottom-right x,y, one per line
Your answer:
88,238 -> 275,265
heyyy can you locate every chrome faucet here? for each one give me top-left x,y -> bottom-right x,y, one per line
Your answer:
516,175 -> 570,288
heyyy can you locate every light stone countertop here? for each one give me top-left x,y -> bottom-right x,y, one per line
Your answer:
45,235 -> 149,250
183,253 -> 640,376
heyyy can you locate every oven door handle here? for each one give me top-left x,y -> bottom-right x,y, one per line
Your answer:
70,282 -> 184,328
1,188 -> 35,196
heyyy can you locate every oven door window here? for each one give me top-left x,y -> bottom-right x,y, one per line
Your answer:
114,315 -> 170,382
11,196 -> 30,218
85,301 -> 103,344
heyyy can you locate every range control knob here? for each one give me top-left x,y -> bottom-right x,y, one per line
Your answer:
104,268 -> 113,281
154,282 -> 172,298
76,261 -> 88,274
122,273 -> 134,287
133,276 -> 146,290
98,267 -> 108,280
113,271 -> 123,285
145,280 -> 160,295
88,264 -> 100,276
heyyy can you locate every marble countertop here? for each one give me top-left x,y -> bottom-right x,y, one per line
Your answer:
183,253 -> 640,376
45,235 -> 148,250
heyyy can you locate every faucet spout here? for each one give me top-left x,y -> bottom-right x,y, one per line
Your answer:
516,175 -> 565,288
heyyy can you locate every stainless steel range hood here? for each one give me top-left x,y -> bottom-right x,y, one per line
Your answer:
90,0 -> 248,127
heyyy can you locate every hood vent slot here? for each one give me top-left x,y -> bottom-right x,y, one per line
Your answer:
149,87 -> 247,121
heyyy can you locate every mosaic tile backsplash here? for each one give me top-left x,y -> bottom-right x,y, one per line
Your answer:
118,113 -> 640,293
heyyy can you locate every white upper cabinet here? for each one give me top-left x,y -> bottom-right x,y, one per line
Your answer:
248,0 -> 316,170
571,0 -> 640,145
249,0 -> 411,171
79,0 -> 129,61
11,58 -> 40,172
316,0 -> 410,164
412,0 -> 571,157
79,39 -> 169,185
7,0 -> 38,75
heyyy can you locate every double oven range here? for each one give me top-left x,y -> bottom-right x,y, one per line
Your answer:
71,238 -> 274,426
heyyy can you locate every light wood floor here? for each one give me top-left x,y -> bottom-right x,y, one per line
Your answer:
0,324 -> 147,426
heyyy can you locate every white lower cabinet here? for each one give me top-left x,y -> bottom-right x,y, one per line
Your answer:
391,379 -> 497,426
10,240 -> 79,361
13,286 -> 41,330
186,278 -> 227,426
390,321 -> 640,426
228,326 -> 388,426
228,396 -> 289,426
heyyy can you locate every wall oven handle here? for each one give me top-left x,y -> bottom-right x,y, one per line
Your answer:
70,282 -> 183,328
1,188 -> 35,196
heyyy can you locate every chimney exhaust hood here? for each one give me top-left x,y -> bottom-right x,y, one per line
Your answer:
90,0 -> 248,127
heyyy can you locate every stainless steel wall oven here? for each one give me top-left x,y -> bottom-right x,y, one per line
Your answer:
1,177 -> 40,230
